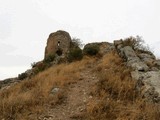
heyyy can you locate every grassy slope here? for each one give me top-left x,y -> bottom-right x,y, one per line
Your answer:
86,51 -> 160,120
0,50 -> 159,120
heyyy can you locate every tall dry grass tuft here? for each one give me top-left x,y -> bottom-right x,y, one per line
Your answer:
87,51 -> 160,120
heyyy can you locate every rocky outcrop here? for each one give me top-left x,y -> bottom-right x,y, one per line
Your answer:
154,60 -> 160,69
44,30 -> 72,59
114,40 -> 160,103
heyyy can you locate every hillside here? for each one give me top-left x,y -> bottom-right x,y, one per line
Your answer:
0,31 -> 160,120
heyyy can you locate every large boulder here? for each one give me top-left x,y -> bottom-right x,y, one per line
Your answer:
138,53 -> 156,66
123,46 -> 138,61
131,71 -> 160,103
121,46 -> 149,71
128,61 -> 149,71
44,30 -> 72,59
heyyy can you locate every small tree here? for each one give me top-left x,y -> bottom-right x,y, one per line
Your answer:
123,35 -> 151,52
71,37 -> 84,48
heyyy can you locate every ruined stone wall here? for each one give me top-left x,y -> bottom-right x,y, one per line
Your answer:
44,30 -> 72,58
114,40 -> 160,103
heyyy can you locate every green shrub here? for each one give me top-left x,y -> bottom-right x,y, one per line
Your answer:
44,54 -> 55,63
37,63 -> 47,71
83,44 -> 100,56
31,62 -> 36,68
33,62 -> 50,75
68,47 -> 83,62
71,38 -> 83,48
18,73 -> 27,80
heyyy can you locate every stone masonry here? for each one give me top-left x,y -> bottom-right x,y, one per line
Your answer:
44,30 -> 72,59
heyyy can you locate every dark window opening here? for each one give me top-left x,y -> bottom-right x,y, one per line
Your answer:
57,41 -> 60,47
56,49 -> 63,56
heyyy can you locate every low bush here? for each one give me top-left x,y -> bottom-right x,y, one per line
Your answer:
71,37 -> 83,48
33,62 -> 49,74
44,54 -> 55,63
18,73 -> 27,80
67,47 -> 83,62
83,44 -> 100,56
123,35 -> 151,52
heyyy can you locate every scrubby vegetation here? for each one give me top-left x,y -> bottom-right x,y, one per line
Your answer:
71,37 -> 83,48
30,54 -> 56,76
67,47 -> 83,62
123,35 -> 151,53
0,56 -> 94,119
83,44 -> 100,56
85,51 -> 160,120
43,54 -> 55,63
67,38 -> 83,62
18,72 -> 28,80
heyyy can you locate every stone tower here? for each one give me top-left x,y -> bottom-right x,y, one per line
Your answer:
44,30 -> 72,59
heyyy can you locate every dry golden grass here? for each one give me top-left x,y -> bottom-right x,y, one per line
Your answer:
0,56 -> 96,119
86,51 -> 160,120
0,51 -> 159,119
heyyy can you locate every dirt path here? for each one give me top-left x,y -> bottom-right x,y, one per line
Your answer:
39,67 -> 99,120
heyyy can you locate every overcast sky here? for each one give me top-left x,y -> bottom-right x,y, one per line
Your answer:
0,0 -> 160,80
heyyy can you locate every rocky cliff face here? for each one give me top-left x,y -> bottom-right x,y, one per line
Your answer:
44,30 -> 72,58
114,40 -> 160,103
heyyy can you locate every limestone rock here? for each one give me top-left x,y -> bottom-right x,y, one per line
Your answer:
45,30 -> 72,59
143,86 -> 160,103
51,87 -> 60,95
144,71 -> 160,93
138,53 -> 155,60
115,39 -> 160,103
154,60 -> 160,69
128,61 -> 149,71
123,46 -> 138,60
138,53 -> 155,66
130,64 -> 160,103
122,46 -> 149,71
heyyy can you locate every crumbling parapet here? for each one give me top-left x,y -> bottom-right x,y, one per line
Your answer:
44,30 -> 72,59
